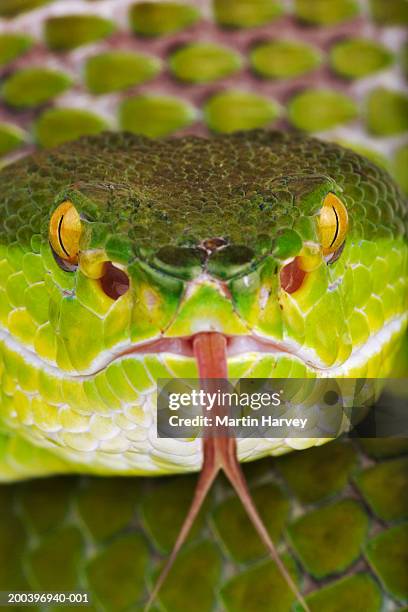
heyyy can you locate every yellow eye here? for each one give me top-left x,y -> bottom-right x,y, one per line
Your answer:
318,193 -> 348,256
49,201 -> 82,265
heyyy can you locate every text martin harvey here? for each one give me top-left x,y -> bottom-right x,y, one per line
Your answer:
168,415 -> 308,429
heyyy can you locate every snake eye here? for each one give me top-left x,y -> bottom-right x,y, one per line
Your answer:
49,201 -> 82,269
318,193 -> 348,257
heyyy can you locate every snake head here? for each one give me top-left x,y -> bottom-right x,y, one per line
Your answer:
1,131 -> 407,474
43,165 -> 396,379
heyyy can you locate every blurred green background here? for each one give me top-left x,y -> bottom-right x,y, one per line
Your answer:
0,0 -> 407,191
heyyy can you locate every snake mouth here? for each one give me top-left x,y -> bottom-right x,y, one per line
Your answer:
79,332 -> 322,378
112,333 -> 299,361
109,312 -> 407,377
0,313 -> 405,380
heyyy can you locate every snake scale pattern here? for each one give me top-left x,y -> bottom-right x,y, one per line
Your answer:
0,1 -> 407,611
0,130 -> 407,480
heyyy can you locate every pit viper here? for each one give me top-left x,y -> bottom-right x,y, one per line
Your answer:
0,129 -> 407,483
1,129 -> 407,609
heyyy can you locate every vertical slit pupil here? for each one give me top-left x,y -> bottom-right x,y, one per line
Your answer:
330,205 -> 339,248
58,214 -> 70,257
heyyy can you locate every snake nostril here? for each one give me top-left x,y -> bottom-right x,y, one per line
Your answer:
100,262 -> 130,300
280,258 -> 306,294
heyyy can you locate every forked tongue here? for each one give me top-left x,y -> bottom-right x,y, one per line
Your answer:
146,332 -> 309,612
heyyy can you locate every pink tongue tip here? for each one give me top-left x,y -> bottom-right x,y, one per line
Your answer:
193,332 -> 228,379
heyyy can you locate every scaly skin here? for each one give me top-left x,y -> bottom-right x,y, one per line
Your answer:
0,130 -> 407,481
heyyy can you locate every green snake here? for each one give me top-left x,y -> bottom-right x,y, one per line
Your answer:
0,130 -> 407,484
